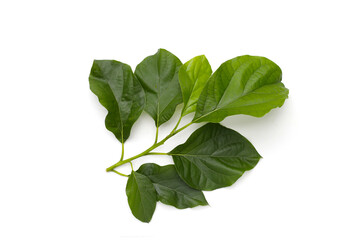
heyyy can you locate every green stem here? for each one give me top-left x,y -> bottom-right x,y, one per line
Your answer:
112,169 -> 129,177
154,126 -> 159,144
173,116 -> 182,132
173,121 -> 192,135
147,152 -> 168,155
120,142 -> 124,161
106,121 -> 192,172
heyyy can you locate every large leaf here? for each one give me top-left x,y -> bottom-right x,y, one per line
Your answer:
135,49 -> 183,127
89,60 -> 145,142
126,171 -> 157,223
137,163 -> 208,209
193,55 -> 289,123
170,123 -> 261,191
179,55 -> 212,116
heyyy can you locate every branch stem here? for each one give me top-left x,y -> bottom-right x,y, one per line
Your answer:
111,170 -> 129,177
106,121 -> 192,172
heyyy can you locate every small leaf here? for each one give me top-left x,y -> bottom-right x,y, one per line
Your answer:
135,49 -> 183,127
137,163 -> 208,209
179,55 -> 212,116
89,60 -> 145,142
193,55 -> 289,123
126,171 -> 157,223
170,123 -> 261,191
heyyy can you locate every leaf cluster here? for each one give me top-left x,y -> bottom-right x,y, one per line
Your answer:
89,49 -> 289,222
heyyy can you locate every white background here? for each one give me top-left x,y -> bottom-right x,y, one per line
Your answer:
1,0 -> 359,239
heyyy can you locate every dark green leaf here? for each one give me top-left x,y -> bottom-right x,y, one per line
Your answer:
179,55 -> 212,116
135,49 -> 183,127
89,60 -> 145,142
170,123 -> 261,191
193,55 -> 289,123
137,163 -> 208,209
126,171 -> 157,223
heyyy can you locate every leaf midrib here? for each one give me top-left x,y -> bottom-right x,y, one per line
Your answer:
183,57 -> 205,112
170,153 -> 249,158
194,80 -> 282,122
133,172 -> 150,220
177,156 -> 239,185
156,52 -> 161,128
153,183 -> 199,199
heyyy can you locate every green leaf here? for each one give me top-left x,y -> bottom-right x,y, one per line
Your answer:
135,49 -> 183,127
89,60 -> 145,143
193,55 -> 289,123
126,171 -> 157,223
137,163 -> 208,209
179,55 -> 212,116
170,123 -> 261,191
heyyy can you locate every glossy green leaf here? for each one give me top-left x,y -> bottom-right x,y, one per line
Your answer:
179,55 -> 212,116
137,163 -> 208,209
170,123 -> 261,191
89,60 -> 145,142
126,171 -> 157,223
193,55 -> 289,123
135,49 -> 183,127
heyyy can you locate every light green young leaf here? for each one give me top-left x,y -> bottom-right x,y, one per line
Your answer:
135,49 -> 183,127
179,55 -> 212,116
193,55 -> 289,123
89,60 -> 145,143
170,123 -> 261,191
126,171 -> 157,223
137,163 -> 208,209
